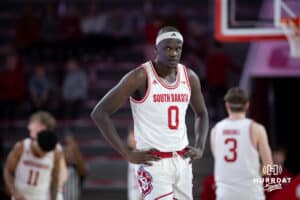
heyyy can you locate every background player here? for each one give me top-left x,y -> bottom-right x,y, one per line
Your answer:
210,87 -> 273,200
91,26 -> 209,200
27,111 -> 68,198
3,130 -> 61,200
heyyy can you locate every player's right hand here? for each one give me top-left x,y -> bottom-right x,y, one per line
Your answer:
126,149 -> 161,166
13,192 -> 26,200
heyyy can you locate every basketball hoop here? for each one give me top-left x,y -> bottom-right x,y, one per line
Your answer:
280,17 -> 300,58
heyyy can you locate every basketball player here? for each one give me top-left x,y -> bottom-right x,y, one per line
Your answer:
27,111 -> 68,199
3,130 -> 61,200
210,87 -> 273,200
91,26 -> 209,199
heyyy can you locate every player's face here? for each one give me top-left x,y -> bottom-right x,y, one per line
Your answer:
156,39 -> 183,68
28,120 -> 47,139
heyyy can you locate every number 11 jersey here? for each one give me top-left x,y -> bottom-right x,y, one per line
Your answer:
14,138 -> 55,200
130,61 -> 191,152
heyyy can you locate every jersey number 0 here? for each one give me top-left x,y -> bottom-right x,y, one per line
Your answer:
168,106 -> 179,129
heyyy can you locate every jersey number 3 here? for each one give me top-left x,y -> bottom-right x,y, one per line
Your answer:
224,138 -> 237,162
168,106 -> 179,129
27,169 -> 40,186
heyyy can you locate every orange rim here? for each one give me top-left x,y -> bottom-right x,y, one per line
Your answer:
280,17 -> 300,26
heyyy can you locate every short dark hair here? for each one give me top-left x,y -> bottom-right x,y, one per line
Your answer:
224,87 -> 249,112
158,26 -> 180,36
37,130 -> 58,152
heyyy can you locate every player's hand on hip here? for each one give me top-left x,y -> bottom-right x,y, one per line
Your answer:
183,146 -> 204,163
126,149 -> 161,166
13,192 -> 27,200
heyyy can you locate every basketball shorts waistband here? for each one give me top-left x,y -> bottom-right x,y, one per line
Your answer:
149,148 -> 188,158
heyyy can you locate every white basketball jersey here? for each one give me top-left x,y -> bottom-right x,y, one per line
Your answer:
130,61 -> 191,152
214,118 -> 265,200
14,138 -> 55,200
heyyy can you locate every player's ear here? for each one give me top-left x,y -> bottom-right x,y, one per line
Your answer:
154,45 -> 158,53
225,102 -> 230,113
245,102 -> 250,111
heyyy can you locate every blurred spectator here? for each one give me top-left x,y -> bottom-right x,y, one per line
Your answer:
62,133 -> 87,200
144,15 -> 163,59
15,5 -> 41,54
58,4 -> 82,58
185,21 -> 209,61
59,4 -> 81,41
106,8 -> 128,37
127,125 -> 142,200
39,2 -> 60,61
40,3 -> 59,41
199,175 -> 216,200
0,52 -> 26,120
184,52 -> 206,85
80,1 -> 110,57
81,1 -> 107,34
270,174 -> 300,200
265,147 -> 293,200
206,41 -> 240,121
62,59 -> 87,119
28,64 -> 52,112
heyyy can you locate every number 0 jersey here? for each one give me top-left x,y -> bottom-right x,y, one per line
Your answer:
14,138 -> 55,200
214,118 -> 265,200
130,61 -> 191,152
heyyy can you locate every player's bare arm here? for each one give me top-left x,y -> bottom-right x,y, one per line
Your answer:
50,150 -> 61,200
252,122 -> 273,168
58,154 -> 68,189
3,141 -> 26,200
210,127 -> 216,157
91,67 -> 160,165
184,68 -> 209,161
67,136 -> 87,177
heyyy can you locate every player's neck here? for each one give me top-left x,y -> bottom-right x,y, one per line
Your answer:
152,60 -> 177,76
228,112 -> 246,120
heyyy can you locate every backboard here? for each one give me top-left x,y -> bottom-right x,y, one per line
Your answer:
215,0 -> 300,41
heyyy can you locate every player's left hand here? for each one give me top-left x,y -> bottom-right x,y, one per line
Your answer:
183,146 -> 204,163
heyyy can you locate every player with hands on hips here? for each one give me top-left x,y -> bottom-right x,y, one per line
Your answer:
91,26 -> 209,200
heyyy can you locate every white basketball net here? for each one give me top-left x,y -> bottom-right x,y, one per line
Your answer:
280,18 -> 300,58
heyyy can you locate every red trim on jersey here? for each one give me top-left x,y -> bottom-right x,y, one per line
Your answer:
154,192 -> 173,200
182,65 -> 191,92
149,61 -> 180,90
249,120 -> 257,150
149,148 -> 188,158
130,65 -> 151,103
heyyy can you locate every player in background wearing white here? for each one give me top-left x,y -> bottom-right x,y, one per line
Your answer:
91,26 -> 209,200
127,125 -> 142,200
27,111 -> 68,199
3,130 -> 61,200
210,87 -> 273,200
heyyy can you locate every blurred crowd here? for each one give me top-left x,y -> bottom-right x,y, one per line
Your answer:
0,0 -> 240,122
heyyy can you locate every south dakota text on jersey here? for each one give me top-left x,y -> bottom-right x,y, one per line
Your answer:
153,93 -> 189,103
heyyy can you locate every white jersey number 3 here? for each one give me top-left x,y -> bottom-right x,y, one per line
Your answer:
168,106 -> 179,129
224,138 -> 237,162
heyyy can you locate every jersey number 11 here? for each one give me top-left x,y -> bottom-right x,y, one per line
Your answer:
27,169 -> 40,186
